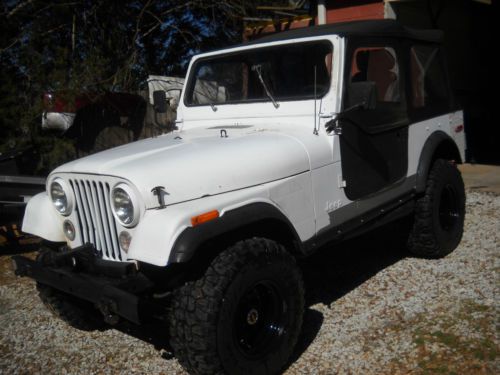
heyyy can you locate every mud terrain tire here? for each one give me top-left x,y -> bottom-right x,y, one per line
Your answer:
169,238 -> 304,375
408,159 -> 465,258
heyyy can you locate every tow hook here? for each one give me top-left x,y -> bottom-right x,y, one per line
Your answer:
98,297 -> 120,325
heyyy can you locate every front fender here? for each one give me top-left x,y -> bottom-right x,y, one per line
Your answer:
22,192 -> 65,242
126,186 -> 276,266
169,201 -> 301,264
126,181 -> 306,267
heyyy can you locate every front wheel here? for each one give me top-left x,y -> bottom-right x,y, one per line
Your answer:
407,159 -> 466,258
169,238 -> 304,375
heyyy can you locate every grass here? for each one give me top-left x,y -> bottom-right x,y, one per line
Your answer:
409,299 -> 498,374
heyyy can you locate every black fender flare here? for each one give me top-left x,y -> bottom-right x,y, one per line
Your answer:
416,131 -> 462,193
168,202 -> 302,263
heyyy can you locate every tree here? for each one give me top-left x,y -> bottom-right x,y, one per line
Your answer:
0,0 -> 247,172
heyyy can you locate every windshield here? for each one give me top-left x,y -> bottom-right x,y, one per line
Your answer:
185,41 -> 333,107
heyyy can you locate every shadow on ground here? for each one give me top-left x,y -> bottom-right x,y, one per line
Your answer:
0,216 -> 411,368
289,217 -> 411,365
0,210 -> 412,366
112,217 -> 412,368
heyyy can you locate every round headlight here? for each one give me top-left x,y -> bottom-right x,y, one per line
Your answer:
111,184 -> 139,227
50,179 -> 73,215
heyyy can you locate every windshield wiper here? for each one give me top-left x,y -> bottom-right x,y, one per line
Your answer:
251,64 -> 279,109
191,87 -> 218,111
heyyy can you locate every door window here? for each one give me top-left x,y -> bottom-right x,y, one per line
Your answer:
350,47 -> 401,103
345,45 -> 407,130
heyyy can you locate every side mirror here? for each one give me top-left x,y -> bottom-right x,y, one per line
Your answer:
153,90 -> 168,113
347,81 -> 377,110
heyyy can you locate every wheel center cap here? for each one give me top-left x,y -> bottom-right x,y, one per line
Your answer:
247,308 -> 259,325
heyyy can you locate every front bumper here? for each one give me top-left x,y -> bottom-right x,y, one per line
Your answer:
12,244 -> 156,324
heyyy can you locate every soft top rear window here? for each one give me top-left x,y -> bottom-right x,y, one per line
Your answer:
185,41 -> 333,107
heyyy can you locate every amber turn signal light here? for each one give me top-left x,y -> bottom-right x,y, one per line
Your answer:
191,210 -> 219,226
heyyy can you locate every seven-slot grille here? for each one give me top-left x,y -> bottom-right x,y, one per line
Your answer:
68,178 -> 123,261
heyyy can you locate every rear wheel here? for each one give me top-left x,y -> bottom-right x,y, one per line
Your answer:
169,238 -> 304,375
408,159 -> 465,258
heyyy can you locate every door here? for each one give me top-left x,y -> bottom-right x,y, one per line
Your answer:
339,42 -> 409,201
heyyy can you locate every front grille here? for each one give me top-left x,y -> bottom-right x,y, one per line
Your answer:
69,178 -> 123,261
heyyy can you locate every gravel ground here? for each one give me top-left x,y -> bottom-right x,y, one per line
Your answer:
1,190 -> 498,374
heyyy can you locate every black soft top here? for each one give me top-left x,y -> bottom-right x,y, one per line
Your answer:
245,19 -> 442,45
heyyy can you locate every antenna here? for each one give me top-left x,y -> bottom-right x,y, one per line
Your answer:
313,65 -> 319,135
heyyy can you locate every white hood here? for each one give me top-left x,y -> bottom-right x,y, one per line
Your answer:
52,127 -> 310,208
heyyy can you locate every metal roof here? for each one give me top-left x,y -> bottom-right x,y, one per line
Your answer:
244,19 -> 443,45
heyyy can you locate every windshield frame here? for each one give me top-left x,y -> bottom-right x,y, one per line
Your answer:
183,39 -> 334,108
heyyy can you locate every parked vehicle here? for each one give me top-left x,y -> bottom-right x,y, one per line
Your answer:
42,76 -> 184,132
13,20 -> 465,375
0,146 -> 46,250
0,76 -> 184,248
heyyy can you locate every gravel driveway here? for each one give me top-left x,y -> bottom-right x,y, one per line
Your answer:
1,190 -> 498,374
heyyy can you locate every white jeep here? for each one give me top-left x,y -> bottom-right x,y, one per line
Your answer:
13,20 -> 465,375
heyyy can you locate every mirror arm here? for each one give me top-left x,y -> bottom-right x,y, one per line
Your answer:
343,102 -> 366,114
325,102 -> 371,135
325,102 -> 366,135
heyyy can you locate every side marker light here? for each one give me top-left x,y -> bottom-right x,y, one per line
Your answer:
191,210 -> 219,227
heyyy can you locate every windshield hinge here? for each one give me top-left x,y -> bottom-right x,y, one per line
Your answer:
319,112 -> 334,119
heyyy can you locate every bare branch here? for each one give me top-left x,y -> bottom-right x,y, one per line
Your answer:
159,1 -> 194,17
0,37 -> 22,54
6,0 -> 35,19
131,0 -> 154,49
167,23 -> 195,44
142,10 -> 164,38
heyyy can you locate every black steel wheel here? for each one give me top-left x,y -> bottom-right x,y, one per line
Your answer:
438,184 -> 460,231
233,280 -> 286,358
169,238 -> 304,375
408,159 -> 465,258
